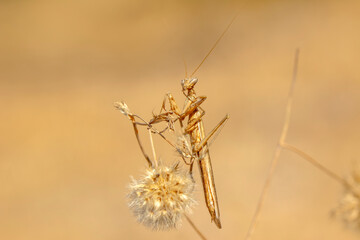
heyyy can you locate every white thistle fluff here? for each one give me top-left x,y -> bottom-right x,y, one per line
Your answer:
334,166 -> 360,228
127,163 -> 196,230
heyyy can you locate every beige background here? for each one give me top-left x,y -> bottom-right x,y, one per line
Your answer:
1,0 -> 360,239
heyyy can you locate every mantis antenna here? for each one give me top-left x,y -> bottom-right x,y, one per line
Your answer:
190,13 -> 239,78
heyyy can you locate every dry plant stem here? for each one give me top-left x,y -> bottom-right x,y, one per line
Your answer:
280,143 -> 348,187
245,49 -> 300,240
185,214 -> 207,240
127,112 -> 177,167
148,128 -> 158,167
130,117 -> 153,167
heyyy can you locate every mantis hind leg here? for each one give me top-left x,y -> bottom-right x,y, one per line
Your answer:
194,114 -> 229,153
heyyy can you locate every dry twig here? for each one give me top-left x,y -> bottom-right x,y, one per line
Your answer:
245,49 -> 299,240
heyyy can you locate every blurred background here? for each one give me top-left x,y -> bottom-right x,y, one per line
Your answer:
1,0 -> 360,239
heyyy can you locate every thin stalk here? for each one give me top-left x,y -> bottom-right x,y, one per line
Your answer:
148,128 -> 158,167
245,49 -> 300,240
185,214 -> 207,240
280,142 -> 348,187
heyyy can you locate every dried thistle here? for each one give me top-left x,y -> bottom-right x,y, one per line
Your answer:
333,165 -> 360,228
114,101 -> 132,118
127,163 -> 196,230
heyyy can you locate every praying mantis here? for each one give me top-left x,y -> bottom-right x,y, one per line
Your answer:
149,78 -> 229,228
116,14 -> 237,229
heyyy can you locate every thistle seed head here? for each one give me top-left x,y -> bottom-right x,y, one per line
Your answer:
127,163 -> 196,230
334,166 -> 360,228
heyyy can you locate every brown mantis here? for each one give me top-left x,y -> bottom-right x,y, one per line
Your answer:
148,79 -> 229,229
116,14 -> 237,229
